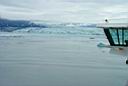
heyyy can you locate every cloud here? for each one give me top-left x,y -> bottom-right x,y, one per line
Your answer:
0,0 -> 128,23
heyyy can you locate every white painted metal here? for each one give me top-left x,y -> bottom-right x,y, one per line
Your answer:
97,23 -> 128,28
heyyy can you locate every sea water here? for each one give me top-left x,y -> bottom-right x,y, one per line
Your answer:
0,27 -> 128,86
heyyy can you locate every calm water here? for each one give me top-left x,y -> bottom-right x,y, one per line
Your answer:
0,27 -> 128,86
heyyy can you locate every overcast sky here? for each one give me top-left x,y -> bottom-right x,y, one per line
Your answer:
0,0 -> 128,23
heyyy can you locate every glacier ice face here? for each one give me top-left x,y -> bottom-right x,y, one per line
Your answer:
13,27 -> 103,36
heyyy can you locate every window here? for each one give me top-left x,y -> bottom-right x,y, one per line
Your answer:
108,28 -> 128,46
109,29 -> 119,45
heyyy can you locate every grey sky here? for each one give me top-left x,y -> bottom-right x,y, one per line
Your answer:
0,0 -> 128,23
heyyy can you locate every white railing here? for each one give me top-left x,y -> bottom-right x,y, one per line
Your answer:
96,23 -> 128,28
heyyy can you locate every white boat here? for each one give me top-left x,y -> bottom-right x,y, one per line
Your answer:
97,22 -> 128,64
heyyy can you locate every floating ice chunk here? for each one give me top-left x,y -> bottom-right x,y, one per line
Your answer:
97,43 -> 107,48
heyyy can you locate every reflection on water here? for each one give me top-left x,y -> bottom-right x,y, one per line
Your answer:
109,47 -> 128,57
109,47 -> 128,64
125,80 -> 128,86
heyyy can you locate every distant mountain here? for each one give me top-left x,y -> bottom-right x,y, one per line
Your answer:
0,18 -> 47,32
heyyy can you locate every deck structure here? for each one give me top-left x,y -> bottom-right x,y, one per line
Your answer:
97,23 -> 128,46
